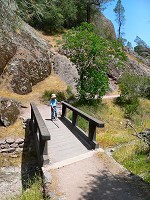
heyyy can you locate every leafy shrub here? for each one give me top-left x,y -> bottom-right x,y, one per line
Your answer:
42,86 -> 75,103
66,85 -> 75,100
116,73 -> 140,117
116,73 -> 150,117
42,90 -> 66,102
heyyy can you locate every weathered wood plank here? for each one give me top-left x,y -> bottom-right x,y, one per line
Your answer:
37,105 -> 90,164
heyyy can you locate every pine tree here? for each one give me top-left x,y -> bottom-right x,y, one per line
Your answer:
113,0 -> 125,41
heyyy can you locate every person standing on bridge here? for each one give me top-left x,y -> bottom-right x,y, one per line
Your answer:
50,93 -> 58,121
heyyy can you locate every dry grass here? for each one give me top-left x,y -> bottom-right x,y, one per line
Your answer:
0,119 -> 25,139
77,98 -> 150,149
0,152 -> 22,167
0,73 -> 67,107
36,30 -> 64,52
126,52 -> 138,62
0,73 -> 67,140
96,98 -> 134,148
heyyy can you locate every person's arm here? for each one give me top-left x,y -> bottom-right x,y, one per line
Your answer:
50,100 -> 54,109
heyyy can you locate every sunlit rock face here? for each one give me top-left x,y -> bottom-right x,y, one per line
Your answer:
0,0 -> 52,94
0,98 -> 20,126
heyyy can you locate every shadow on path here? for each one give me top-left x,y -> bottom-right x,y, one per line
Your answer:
79,170 -> 150,200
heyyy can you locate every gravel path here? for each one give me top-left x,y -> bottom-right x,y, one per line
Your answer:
53,153 -> 150,200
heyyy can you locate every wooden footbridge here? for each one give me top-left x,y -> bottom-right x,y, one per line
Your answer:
30,102 -> 104,168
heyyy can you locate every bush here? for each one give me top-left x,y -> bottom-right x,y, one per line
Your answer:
116,73 -> 150,117
66,85 -> 75,100
42,86 -> 75,103
116,73 -> 139,117
42,90 -> 66,102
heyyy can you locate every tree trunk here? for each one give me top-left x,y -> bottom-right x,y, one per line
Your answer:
87,3 -> 91,23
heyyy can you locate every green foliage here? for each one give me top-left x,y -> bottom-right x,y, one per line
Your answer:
66,86 -> 75,100
42,90 -> 66,102
134,36 -> 150,59
113,142 -> 150,183
126,41 -> 133,49
116,73 -> 150,117
14,0 -> 113,33
13,175 -> 43,200
42,86 -> 75,102
63,22 -> 126,102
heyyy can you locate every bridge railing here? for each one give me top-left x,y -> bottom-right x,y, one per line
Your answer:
61,101 -> 104,149
30,102 -> 50,167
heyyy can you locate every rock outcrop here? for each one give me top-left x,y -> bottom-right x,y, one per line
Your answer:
0,98 -> 20,126
107,47 -> 150,82
92,12 -> 116,40
0,0 -> 52,94
53,54 -> 79,93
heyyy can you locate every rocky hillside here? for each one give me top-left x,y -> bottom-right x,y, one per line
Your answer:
0,0 -> 52,94
92,12 -> 116,40
107,47 -> 150,83
0,0 -> 150,96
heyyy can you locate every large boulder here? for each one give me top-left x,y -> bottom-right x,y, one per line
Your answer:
53,54 -> 79,93
0,98 -> 20,127
0,0 -> 52,94
92,12 -> 116,40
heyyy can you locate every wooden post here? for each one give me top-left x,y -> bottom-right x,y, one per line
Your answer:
89,121 -> 96,142
72,112 -> 78,126
62,104 -> 67,118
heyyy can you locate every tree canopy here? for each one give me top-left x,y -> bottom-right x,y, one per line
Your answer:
113,0 -> 125,42
63,22 -> 126,102
15,0 -> 113,33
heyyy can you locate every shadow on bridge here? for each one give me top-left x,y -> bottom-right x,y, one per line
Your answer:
59,117 -> 92,150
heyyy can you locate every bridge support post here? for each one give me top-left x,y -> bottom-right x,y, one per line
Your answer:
89,122 -> 99,149
72,112 -> 78,126
61,101 -> 103,149
62,104 -> 67,118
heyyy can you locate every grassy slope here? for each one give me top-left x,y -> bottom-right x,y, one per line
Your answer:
76,98 -> 150,183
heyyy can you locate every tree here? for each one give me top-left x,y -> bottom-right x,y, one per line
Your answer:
85,0 -> 113,23
14,0 -> 114,33
113,0 -> 125,41
126,41 -> 133,50
134,36 -> 150,58
134,36 -> 148,47
63,23 -> 126,102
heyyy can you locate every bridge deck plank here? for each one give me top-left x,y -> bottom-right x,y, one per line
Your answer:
37,105 -> 90,165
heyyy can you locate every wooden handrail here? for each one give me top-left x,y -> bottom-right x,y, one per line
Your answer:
61,101 -> 104,149
30,102 -> 50,167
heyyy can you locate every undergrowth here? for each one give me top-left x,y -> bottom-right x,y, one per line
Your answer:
113,141 -> 150,183
42,85 -> 75,103
13,175 -> 44,200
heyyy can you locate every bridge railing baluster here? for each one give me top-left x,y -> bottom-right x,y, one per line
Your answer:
61,101 -> 104,149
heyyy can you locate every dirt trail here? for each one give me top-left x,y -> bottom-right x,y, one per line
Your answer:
52,153 -> 150,200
